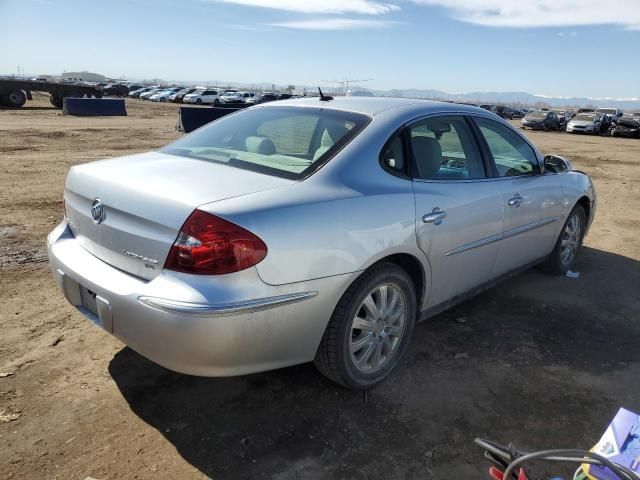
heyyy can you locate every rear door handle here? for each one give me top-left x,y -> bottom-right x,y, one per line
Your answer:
422,208 -> 447,225
508,194 -> 523,207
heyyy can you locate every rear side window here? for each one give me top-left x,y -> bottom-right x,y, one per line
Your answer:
162,106 -> 370,179
474,117 -> 538,177
380,134 -> 406,174
408,116 -> 485,180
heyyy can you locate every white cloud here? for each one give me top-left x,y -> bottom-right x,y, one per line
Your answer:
268,18 -> 395,30
210,0 -> 399,15
412,0 -> 640,29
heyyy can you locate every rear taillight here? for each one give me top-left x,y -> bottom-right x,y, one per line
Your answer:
164,209 -> 267,275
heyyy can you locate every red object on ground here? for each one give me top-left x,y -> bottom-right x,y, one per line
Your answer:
488,467 -> 529,480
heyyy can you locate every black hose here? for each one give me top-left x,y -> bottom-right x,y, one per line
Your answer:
500,449 -> 636,480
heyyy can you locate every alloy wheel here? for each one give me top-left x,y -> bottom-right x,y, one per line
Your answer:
350,284 -> 407,373
560,214 -> 582,267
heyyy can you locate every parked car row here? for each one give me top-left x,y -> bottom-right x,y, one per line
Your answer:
125,85 -> 293,105
110,83 -> 640,138
519,107 -> 637,137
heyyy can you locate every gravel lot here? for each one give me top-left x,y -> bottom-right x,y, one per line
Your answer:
1,95 -> 638,479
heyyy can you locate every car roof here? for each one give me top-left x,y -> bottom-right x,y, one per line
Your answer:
265,96 -> 492,117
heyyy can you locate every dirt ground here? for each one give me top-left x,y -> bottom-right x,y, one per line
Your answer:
0,94 -> 638,480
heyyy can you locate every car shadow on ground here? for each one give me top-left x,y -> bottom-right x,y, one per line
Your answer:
109,247 -> 640,480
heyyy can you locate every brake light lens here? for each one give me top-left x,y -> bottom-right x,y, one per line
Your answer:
165,209 -> 267,275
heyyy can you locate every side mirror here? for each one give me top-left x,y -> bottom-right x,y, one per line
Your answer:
544,154 -> 573,174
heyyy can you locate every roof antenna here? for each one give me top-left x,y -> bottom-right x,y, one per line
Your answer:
318,87 -> 333,102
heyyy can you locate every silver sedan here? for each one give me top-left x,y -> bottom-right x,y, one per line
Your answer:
47,97 -> 596,389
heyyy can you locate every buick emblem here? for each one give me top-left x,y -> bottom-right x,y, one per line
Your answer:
91,198 -> 105,224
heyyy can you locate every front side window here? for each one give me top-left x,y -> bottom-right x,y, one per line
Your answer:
162,107 -> 370,179
475,117 -> 538,177
408,116 -> 485,180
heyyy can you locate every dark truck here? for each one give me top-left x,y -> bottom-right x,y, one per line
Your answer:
0,77 -> 103,108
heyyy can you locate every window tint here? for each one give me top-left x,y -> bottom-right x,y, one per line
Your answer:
408,116 -> 484,180
380,134 -> 406,174
162,107 -> 369,179
475,117 -> 538,177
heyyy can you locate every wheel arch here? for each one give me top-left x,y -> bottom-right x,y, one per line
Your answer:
368,253 -> 429,312
577,195 -> 591,220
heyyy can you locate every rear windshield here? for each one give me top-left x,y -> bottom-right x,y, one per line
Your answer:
162,106 -> 370,179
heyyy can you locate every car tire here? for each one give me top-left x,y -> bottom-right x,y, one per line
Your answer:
540,204 -> 587,275
49,94 -> 63,109
314,262 -> 417,389
4,89 -> 27,108
196,98 -> 202,104
213,99 -> 220,106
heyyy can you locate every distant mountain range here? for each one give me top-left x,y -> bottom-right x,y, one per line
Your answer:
366,88 -> 640,110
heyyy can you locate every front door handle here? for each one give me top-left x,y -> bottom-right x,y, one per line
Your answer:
508,194 -> 523,207
423,208 -> 447,225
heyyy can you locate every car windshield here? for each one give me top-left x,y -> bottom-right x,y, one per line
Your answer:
162,106 -> 370,180
526,111 -> 546,119
597,109 -> 616,115
574,114 -> 595,121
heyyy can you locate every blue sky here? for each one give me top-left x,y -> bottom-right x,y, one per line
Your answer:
1,0 -> 639,98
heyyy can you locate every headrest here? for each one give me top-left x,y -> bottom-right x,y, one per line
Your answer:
320,124 -> 349,148
411,136 -> 442,179
245,136 -> 276,155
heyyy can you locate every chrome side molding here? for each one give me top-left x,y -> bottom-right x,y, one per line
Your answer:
138,291 -> 319,317
445,217 -> 560,256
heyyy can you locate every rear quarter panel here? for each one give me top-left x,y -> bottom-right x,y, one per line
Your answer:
203,177 -> 424,286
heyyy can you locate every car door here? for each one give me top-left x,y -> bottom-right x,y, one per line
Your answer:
472,116 -> 564,276
404,115 -> 505,308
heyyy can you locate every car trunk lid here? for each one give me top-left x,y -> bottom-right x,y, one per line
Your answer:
64,151 -> 293,280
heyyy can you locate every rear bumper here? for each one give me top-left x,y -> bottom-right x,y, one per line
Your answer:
47,221 -> 354,376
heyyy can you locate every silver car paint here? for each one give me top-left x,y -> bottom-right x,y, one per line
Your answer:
48,97 -> 596,376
